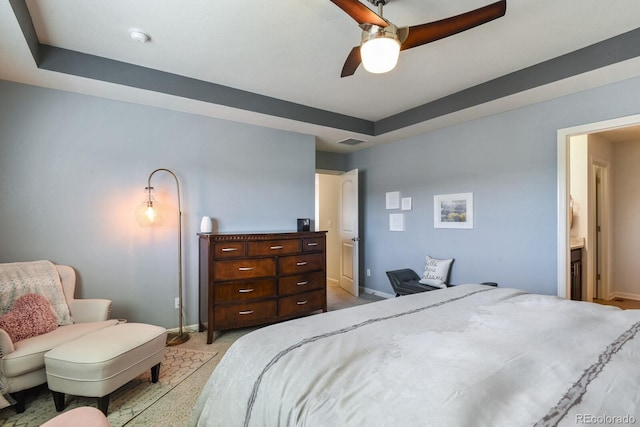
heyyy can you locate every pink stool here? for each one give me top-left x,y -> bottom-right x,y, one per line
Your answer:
41,406 -> 110,426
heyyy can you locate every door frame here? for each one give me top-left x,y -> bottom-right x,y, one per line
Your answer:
557,113 -> 640,298
588,158 -> 610,302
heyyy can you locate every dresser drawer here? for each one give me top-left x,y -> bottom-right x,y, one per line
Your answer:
213,241 -> 246,259
278,253 -> 324,275
214,279 -> 276,303
214,258 -> 275,280
279,289 -> 325,317
214,300 -> 277,328
248,239 -> 301,256
302,237 -> 325,252
279,271 -> 324,296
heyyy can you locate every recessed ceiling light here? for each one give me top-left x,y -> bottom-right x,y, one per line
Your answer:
129,28 -> 151,43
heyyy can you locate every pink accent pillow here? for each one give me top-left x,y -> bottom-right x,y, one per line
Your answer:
0,294 -> 58,342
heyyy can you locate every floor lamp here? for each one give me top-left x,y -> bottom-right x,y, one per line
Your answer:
136,168 -> 189,346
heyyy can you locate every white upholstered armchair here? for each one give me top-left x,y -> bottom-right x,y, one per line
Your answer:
0,264 -> 118,413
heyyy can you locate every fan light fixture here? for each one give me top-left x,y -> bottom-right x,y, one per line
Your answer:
331,0 -> 507,77
360,24 -> 401,73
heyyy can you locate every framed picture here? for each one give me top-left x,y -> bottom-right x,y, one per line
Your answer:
401,197 -> 412,211
434,193 -> 474,229
385,191 -> 400,209
389,213 -> 404,231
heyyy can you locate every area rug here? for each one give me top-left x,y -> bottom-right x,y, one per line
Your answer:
0,347 -> 217,427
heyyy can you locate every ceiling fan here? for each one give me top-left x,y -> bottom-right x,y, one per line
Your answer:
330,0 -> 507,77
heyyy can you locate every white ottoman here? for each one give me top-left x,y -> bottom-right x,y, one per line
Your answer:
44,323 -> 167,415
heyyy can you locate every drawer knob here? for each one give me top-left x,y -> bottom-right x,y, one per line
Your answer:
296,300 -> 309,305
239,310 -> 255,315
270,245 -> 284,250
238,267 -> 254,271
307,242 -> 318,246
296,261 -> 308,266
221,247 -> 238,252
238,288 -> 254,293
296,281 -> 308,286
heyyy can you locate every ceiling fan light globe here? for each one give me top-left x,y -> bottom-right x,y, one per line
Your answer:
361,36 -> 400,73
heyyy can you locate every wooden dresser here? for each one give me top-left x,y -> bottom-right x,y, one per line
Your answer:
198,231 -> 327,344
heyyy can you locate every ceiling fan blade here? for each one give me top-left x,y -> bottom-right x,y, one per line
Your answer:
341,46 -> 362,77
401,0 -> 506,51
330,0 -> 388,27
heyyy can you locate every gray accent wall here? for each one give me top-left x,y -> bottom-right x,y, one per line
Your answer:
0,80 -> 316,329
10,2 -> 640,139
349,75 -> 640,296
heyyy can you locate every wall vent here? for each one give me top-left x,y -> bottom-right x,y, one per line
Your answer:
338,138 -> 366,146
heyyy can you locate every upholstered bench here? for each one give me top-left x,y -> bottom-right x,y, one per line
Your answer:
44,323 -> 167,415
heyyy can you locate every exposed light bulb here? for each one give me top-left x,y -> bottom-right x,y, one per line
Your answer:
135,187 -> 163,227
145,203 -> 157,223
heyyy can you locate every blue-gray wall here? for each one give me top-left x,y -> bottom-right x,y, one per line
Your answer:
349,75 -> 640,296
3,72 -> 640,325
0,80 -> 316,329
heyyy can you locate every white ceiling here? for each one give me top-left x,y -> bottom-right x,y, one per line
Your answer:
2,0 -> 640,152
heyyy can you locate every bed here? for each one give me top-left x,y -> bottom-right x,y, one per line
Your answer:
190,284 -> 640,426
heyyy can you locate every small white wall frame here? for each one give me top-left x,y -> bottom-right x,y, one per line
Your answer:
386,191 -> 400,209
401,197 -> 412,211
389,213 -> 404,231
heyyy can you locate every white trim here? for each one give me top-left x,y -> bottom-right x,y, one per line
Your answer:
587,157 -> 610,303
609,292 -> 640,302
557,113 -> 640,298
361,287 -> 394,299
557,134 -> 569,298
327,277 -> 339,286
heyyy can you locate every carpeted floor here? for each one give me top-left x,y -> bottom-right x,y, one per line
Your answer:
0,347 -> 217,427
0,283 -> 383,426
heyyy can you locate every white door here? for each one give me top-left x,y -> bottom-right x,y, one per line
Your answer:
339,169 -> 359,296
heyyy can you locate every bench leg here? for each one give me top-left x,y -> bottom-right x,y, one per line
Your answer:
51,390 -> 65,412
151,362 -> 161,383
97,394 -> 110,415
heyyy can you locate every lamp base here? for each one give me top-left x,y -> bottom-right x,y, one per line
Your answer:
166,331 -> 189,346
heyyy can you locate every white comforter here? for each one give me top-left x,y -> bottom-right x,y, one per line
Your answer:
191,285 -> 640,427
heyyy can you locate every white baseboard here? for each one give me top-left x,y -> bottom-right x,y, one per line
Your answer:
361,286 -> 394,299
608,291 -> 640,301
327,277 -> 339,286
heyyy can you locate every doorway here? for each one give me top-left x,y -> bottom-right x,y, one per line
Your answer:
558,114 -> 640,299
315,169 -> 360,297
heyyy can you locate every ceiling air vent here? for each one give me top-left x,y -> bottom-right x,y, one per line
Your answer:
338,138 -> 366,146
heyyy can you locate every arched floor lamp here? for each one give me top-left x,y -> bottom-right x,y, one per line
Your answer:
135,168 -> 189,346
